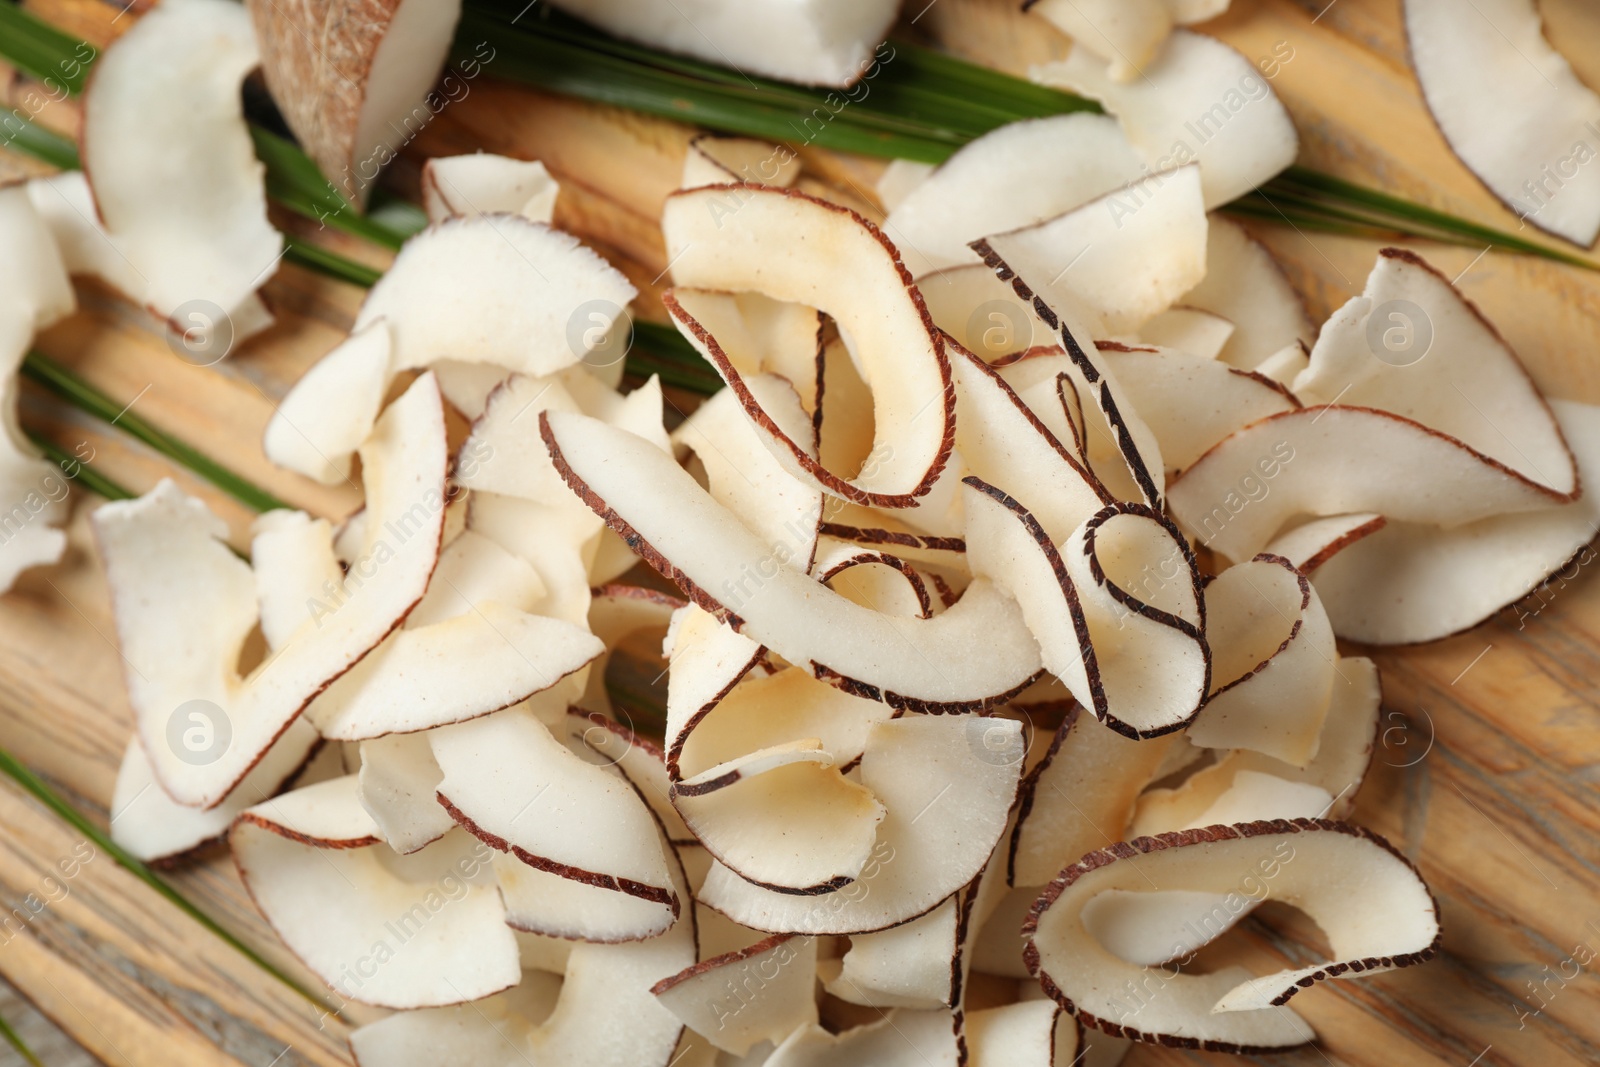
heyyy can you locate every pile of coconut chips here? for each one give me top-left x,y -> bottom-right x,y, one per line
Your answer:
6,1 -> 1596,1065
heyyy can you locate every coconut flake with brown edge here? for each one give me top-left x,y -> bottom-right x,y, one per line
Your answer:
232,776 -> 519,1009
266,215 -> 635,484
422,153 -> 559,224
82,0 -> 281,331
1024,819 -> 1440,1052
662,185 -> 953,509
542,411 -> 1042,710
96,374 -> 448,810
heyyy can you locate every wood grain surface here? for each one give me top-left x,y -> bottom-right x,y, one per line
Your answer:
1,0 -> 1598,1064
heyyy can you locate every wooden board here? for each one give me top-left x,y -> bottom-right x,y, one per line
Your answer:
1,0 -> 1599,1064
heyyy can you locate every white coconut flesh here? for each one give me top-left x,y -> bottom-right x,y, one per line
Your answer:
545,0 -> 900,87
422,153 -> 560,224
0,183 -> 75,592
1031,30 -> 1298,209
661,185 -> 953,508
1181,215 -> 1314,368
672,380 -> 823,570
247,0 -> 462,206
541,410 -> 1043,710
352,821 -> 695,1066
767,1008 -> 961,1067
974,165 -> 1209,337
1129,306 -> 1236,360
1026,820 -> 1440,1052
82,0 -> 281,324
95,374 -> 449,810
1098,346 -> 1299,472
1007,710 -> 1177,889
1133,656 -> 1380,836
1405,0 -> 1600,246
357,731 -> 455,855
881,114 -> 1147,275
231,777 -> 521,1009
305,527 -> 603,740
824,893 -> 962,1009
266,215 -> 636,484
966,999 -> 1082,1067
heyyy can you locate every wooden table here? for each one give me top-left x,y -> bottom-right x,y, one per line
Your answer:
0,0 -> 1597,1064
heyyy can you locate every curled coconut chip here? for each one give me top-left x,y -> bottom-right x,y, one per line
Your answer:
541,410 -> 1043,710
682,134 -> 803,190
95,374 -> 449,809
651,933 -> 819,1055
1025,819 -> 1441,1052
662,185 -> 954,508
82,0 -> 281,329
248,0 -> 464,205
1025,0 -> 1230,83
696,713 -> 1023,935
422,153 -> 560,224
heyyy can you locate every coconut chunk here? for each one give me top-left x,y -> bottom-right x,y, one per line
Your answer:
542,411 -> 1043,711
1025,820 -> 1440,1051
1263,513 -> 1388,575
232,777 -> 519,1008
1188,555 -> 1335,766
1131,306 -> 1235,359
697,714 -> 1022,935
97,374 -> 448,809
1032,31 -> 1298,208
1405,0 -> 1600,245
673,380 -> 823,570
83,0 -> 281,324
248,0 -> 463,206
1027,0 -> 1172,82
652,934 -> 819,1054
1296,248 -> 1576,495
824,893 -> 961,1009
967,1000 -> 1082,1067
422,153 -> 559,224
882,115 -> 1146,275
110,726 -> 321,864
353,826 -> 695,1066
767,1008 -> 960,1066
546,0 -> 899,87
662,186 -> 953,508
674,741 -> 886,893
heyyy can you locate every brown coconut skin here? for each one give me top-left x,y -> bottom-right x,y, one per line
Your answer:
246,0 -> 401,205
